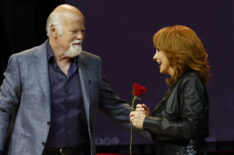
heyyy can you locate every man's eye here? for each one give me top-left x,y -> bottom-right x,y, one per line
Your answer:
71,30 -> 85,34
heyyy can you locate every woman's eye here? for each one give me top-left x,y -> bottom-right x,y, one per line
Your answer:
71,31 -> 77,34
156,48 -> 160,52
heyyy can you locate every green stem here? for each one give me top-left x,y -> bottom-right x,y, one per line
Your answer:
130,96 -> 137,155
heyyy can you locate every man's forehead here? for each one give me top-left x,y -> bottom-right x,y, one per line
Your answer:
61,15 -> 85,29
58,12 -> 83,23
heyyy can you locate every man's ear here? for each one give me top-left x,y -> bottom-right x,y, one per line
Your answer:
50,24 -> 57,38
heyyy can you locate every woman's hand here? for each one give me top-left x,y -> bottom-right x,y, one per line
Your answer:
129,111 -> 146,129
135,104 -> 150,116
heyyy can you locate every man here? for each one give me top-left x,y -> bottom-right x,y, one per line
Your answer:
0,4 -> 147,155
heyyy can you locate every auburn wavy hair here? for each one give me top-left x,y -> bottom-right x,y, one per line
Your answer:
153,25 -> 211,85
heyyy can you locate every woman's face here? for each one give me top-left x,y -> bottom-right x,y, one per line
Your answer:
153,48 -> 174,76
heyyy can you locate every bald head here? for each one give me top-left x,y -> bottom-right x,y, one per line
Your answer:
53,4 -> 83,17
46,4 -> 85,58
46,4 -> 84,37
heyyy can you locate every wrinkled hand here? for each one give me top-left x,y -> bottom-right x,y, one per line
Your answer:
129,111 -> 146,129
135,104 -> 150,116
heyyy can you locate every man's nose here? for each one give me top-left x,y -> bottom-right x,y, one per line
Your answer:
76,31 -> 84,40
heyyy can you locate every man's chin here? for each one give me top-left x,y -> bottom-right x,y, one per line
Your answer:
64,46 -> 82,58
64,50 -> 82,58
64,52 -> 79,58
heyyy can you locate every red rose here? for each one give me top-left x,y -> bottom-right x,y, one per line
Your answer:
130,83 -> 147,155
132,83 -> 147,97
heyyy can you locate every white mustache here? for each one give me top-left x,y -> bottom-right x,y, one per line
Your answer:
71,40 -> 82,45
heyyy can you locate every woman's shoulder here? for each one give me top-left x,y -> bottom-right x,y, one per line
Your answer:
180,70 -> 203,83
176,70 -> 206,91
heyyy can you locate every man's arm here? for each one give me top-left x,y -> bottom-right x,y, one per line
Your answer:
0,55 -> 22,150
98,73 -> 131,127
97,60 -> 152,140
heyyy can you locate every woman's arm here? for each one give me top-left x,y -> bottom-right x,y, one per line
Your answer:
143,77 -> 209,140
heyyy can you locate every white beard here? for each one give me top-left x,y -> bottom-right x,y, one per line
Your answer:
64,40 -> 82,58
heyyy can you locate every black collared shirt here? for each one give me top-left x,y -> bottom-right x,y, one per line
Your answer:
45,41 -> 89,147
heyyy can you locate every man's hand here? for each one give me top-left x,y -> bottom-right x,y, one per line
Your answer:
135,104 -> 150,116
129,111 -> 146,129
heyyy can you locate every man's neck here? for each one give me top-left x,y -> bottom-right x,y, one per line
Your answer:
49,39 -> 71,62
49,39 -> 72,75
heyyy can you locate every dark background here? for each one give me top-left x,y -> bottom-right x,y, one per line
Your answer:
1,0 -> 234,153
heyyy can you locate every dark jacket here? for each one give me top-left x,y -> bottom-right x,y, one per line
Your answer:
143,70 -> 209,155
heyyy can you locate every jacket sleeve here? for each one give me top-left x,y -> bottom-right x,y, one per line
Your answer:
143,77 -> 208,140
97,59 -> 152,140
97,57 -> 132,127
0,55 -> 22,150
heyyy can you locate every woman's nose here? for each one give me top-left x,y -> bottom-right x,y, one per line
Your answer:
153,52 -> 158,61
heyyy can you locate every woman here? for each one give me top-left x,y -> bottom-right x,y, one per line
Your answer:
130,25 -> 210,155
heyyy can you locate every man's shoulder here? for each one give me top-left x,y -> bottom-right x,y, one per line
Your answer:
80,50 -> 102,64
82,50 -> 101,60
11,42 -> 46,59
